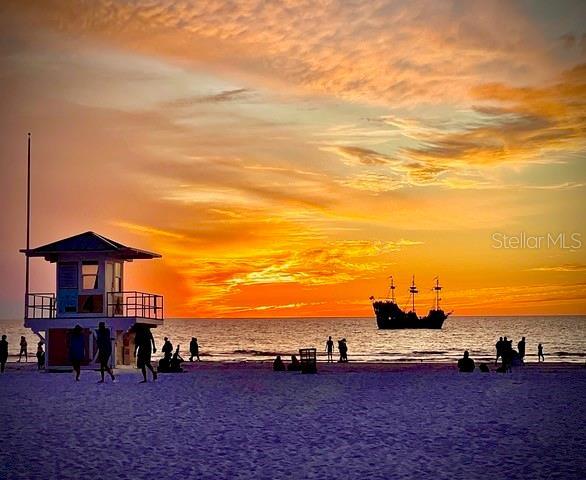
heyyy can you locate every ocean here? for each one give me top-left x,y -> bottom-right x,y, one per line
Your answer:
1,316 -> 585,363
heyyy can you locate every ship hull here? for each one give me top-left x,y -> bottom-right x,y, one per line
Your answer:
372,301 -> 448,330
375,315 -> 445,329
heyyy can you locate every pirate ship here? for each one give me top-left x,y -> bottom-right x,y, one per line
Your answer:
370,276 -> 451,329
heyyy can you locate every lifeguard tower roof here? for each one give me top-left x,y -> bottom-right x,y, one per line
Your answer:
20,231 -> 161,262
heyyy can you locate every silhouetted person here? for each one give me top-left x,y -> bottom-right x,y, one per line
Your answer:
162,337 -> 173,362
538,343 -> 544,362
457,350 -> 475,372
69,325 -> 85,381
96,322 -> 115,383
495,337 -> 503,365
18,336 -> 27,363
517,337 -> 526,360
479,363 -> 490,373
189,337 -> 200,362
338,339 -> 348,362
170,345 -> 184,372
325,336 -> 334,363
0,335 -> 7,373
36,341 -> 45,370
135,326 -> 157,383
273,355 -> 285,371
287,355 -> 301,371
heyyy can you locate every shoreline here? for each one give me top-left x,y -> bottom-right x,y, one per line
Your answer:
3,359 -> 584,375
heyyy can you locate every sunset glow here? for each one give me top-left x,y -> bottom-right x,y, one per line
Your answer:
0,1 -> 584,317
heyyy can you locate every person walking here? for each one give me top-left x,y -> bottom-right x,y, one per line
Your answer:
135,326 -> 157,383
325,336 -> 334,363
538,343 -> 545,362
69,325 -> 85,381
96,322 -> 115,383
18,336 -> 27,363
189,337 -> 200,362
0,335 -> 8,373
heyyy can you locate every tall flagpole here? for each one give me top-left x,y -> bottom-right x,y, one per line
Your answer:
24,133 -> 31,319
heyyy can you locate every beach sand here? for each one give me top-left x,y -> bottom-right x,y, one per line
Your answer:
1,362 -> 585,480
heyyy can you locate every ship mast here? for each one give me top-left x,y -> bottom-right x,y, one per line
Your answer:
433,276 -> 442,310
387,275 -> 396,302
409,275 -> 418,312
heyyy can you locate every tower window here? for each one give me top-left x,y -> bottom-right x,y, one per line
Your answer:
81,261 -> 99,290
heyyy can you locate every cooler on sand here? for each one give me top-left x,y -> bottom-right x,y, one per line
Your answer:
299,348 -> 317,374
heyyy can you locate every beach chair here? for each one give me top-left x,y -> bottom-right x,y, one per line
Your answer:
298,348 -> 317,374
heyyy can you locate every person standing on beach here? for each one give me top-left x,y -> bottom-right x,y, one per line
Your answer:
36,341 -> 45,370
135,326 -> 157,383
538,343 -> 545,362
0,335 -> 8,373
96,322 -> 115,383
495,337 -> 503,365
189,337 -> 200,362
69,325 -> 85,381
338,339 -> 348,363
161,337 -> 173,370
18,336 -> 27,363
325,336 -> 334,363
517,337 -> 526,361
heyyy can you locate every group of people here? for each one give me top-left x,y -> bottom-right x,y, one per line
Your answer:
273,354 -> 302,372
0,335 -> 45,373
325,336 -> 349,363
457,336 -> 546,373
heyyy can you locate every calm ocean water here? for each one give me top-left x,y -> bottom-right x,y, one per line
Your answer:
1,316 -> 585,363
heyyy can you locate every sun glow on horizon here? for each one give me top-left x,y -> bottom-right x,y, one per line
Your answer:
0,1 -> 584,318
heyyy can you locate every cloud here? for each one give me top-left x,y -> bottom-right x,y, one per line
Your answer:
528,264 -> 586,272
322,146 -> 396,166
167,88 -> 252,107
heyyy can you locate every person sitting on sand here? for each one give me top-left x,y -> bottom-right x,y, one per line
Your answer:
18,336 -> 27,363
36,341 -> 45,370
96,322 -> 115,383
326,336 -> 334,363
189,337 -> 200,362
0,335 -> 8,373
538,343 -> 545,362
69,325 -> 85,381
287,355 -> 301,371
457,350 -> 475,372
162,337 -> 173,362
135,326 -> 157,383
273,355 -> 286,371
169,345 -> 184,372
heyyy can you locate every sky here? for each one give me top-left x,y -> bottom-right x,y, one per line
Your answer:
0,0 -> 585,318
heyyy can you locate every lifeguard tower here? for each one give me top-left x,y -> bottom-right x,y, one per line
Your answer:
21,231 -> 164,370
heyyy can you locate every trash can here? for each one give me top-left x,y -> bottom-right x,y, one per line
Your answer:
299,348 -> 317,374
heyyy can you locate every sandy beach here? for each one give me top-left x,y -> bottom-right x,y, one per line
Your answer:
1,361 -> 585,480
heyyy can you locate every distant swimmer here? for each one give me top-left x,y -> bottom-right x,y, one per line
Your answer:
325,336 -> 334,363
538,343 -> 545,362
457,350 -> 475,373
495,337 -> 503,365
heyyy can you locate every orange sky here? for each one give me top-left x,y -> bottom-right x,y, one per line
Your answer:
0,1 -> 585,318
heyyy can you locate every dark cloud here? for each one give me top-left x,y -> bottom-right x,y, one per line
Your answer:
167,88 -> 252,107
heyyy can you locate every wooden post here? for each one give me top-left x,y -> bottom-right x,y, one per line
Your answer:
24,133 -> 31,319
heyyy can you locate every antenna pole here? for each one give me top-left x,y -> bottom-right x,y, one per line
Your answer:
24,133 -> 31,319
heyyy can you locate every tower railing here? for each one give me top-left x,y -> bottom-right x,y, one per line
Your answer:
26,293 -> 56,319
107,291 -> 164,320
